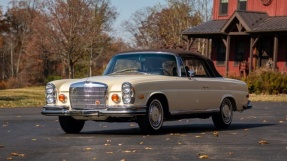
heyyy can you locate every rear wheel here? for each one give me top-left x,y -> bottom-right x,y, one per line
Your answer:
138,98 -> 164,134
212,98 -> 233,129
59,116 -> 85,133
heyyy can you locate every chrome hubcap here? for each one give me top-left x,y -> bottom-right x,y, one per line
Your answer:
149,100 -> 163,129
222,100 -> 232,124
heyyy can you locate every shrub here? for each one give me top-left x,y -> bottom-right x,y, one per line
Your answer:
44,75 -> 62,84
243,69 -> 287,94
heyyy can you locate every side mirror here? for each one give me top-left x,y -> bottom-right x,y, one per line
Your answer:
188,70 -> 195,79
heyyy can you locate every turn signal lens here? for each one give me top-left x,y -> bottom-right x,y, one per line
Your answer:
111,94 -> 120,103
58,94 -> 66,103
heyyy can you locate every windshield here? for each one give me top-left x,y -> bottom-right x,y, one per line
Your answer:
103,53 -> 178,76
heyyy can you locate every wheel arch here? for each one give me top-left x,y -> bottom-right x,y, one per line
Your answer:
222,96 -> 237,111
147,93 -> 170,118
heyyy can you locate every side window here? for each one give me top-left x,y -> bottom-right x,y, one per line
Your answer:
179,57 -> 187,77
183,58 -> 209,77
220,0 -> 228,15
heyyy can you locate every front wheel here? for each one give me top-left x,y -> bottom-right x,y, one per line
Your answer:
137,98 -> 164,134
59,116 -> 85,133
212,98 -> 233,129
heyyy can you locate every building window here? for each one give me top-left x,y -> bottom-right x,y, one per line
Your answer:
220,0 -> 229,15
217,42 -> 226,65
238,0 -> 247,10
235,42 -> 245,65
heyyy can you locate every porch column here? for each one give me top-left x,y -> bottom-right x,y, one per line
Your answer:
273,35 -> 278,70
206,39 -> 210,59
222,35 -> 230,77
249,37 -> 259,72
249,38 -> 254,72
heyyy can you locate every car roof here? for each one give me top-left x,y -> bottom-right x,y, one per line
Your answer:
117,49 -> 205,58
116,49 -> 222,77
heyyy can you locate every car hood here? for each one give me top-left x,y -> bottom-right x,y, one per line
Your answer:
53,75 -> 174,92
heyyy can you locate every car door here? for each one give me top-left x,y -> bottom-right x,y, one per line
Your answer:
177,58 -> 214,112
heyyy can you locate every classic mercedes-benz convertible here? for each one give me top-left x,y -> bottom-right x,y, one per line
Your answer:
42,49 -> 252,134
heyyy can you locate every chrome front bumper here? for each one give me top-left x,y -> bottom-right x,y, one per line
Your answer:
41,105 -> 147,117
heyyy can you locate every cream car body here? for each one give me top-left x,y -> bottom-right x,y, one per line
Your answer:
42,49 -> 252,134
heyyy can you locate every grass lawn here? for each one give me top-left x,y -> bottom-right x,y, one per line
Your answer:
0,86 -> 286,108
0,86 -> 45,108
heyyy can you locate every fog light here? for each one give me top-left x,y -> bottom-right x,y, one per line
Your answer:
111,94 -> 120,103
58,94 -> 67,103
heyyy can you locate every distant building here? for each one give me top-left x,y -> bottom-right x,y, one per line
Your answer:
182,0 -> 287,76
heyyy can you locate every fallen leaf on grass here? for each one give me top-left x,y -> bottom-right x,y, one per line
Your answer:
259,140 -> 269,145
198,155 -> 209,159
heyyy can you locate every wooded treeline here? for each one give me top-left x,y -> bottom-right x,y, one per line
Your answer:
0,0 -> 212,89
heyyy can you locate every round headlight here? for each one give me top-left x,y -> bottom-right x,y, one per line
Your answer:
122,83 -> 131,94
46,94 -> 55,104
46,83 -> 55,94
122,82 -> 135,104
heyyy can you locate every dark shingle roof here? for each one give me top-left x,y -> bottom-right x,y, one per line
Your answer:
251,16 -> 287,32
182,11 -> 287,36
227,11 -> 268,31
182,20 -> 227,35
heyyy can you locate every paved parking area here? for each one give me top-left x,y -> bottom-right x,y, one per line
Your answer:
0,102 -> 287,161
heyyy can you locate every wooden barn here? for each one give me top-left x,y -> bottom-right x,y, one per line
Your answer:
182,0 -> 287,77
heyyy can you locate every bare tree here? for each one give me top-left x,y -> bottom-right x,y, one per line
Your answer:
34,0 -> 117,78
123,0 -> 202,49
0,0 -> 40,87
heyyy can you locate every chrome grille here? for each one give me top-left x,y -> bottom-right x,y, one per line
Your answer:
69,82 -> 107,110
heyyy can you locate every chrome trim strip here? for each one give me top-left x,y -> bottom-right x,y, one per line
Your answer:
170,108 -> 220,115
41,105 -> 147,117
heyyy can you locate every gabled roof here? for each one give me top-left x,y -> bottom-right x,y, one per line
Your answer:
182,11 -> 287,36
182,20 -> 227,36
221,11 -> 268,32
